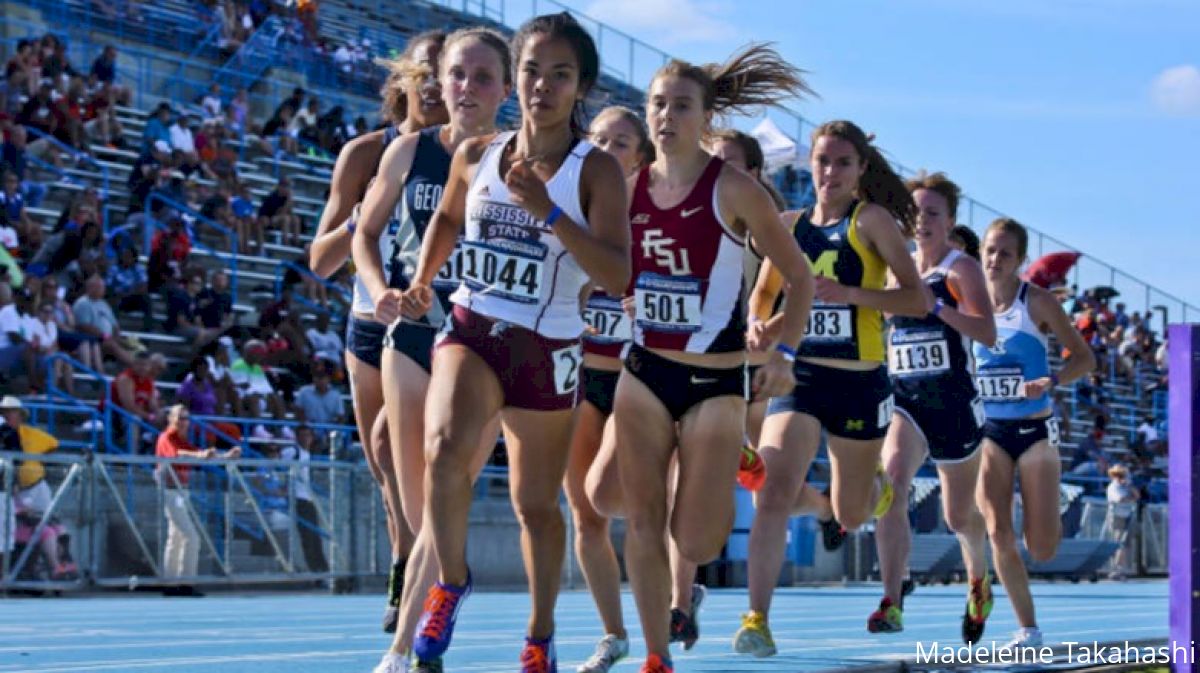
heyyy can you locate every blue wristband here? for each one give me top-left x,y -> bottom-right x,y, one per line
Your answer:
932,297 -> 945,317
775,343 -> 797,362
345,217 -> 356,235
544,204 -> 564,226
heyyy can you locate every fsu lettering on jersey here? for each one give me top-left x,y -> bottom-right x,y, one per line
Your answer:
626,157 -> 746,354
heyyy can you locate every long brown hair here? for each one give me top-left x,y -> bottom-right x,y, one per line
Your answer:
812,120 -> 916,237
377,30 -> 447,125
905,171 -> 960,220
654,43 -> 815,120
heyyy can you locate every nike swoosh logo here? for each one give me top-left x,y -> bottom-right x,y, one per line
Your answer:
690,376 -> 717,384
681,207 -> 703,218
1018,428 -> 1036,435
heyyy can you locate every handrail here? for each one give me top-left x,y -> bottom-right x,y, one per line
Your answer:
21,125 -> 110,196
194,414 -> 356,439
144,192 -> 239,301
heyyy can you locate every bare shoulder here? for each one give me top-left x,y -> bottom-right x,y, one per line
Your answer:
581,145 -> 623,182
457,134 -> 499,165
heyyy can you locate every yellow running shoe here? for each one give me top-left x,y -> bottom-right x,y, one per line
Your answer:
732,611 -> 777,657
872,465 -> 895,519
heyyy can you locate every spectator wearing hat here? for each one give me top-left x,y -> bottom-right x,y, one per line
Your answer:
1105,464 -> 1139,580
156,403 -> 240,596
0,395 -> 78,580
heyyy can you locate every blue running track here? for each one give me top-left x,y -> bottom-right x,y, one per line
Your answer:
0,581 -> 1166,672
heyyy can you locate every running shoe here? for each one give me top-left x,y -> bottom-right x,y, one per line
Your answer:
736,445 -> 767,491
866,596 -> 903,633
1002,626 -> 1043,649
961,572 -> 994,644
872,465 -> 895,519
901,577 -> 916,601
413,573 -> 472,661
638,654 -> 673,673
732,610 -> 777,657
577,634 -> 629,673
371,652 -> 409,673
520,635 -> 557,673
669,583 -> 706,650
818,516 -> 847,551
409,659 -> 442,673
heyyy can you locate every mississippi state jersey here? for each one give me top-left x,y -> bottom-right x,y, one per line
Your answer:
627,157 -> 745,354
449,131 -> 595,339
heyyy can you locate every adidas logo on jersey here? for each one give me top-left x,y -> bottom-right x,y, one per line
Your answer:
632,213 -> 650,225
829,232 -> 842,241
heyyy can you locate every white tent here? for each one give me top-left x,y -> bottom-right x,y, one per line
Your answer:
751,118 -> 808,171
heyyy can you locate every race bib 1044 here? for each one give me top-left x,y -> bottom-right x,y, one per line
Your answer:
461,238 -> 546,304
634,273 -> 703,334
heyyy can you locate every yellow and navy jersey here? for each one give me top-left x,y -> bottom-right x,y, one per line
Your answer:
793,201 -> 887,362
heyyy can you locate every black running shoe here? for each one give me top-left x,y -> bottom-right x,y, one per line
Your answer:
383,561 -> 405,633
901,578 -> 915,603
819,516 -> 848,551
668,584 -> 706,650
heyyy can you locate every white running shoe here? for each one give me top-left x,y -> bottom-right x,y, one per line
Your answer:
577,634 -> 629,673
371,651 -> 409,673
1002,626 -> 1043,649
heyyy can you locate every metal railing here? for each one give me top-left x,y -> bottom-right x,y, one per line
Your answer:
21,125 -> 111,197
273,259 -> 353,316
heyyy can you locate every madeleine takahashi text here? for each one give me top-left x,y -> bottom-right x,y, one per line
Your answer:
915,640 -> 1193,666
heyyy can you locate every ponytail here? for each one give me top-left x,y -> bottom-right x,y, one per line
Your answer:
812,120 -> 915,237
655,43 -> 815,119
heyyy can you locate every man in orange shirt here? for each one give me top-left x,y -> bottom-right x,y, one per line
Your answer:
156,404 -> 240,596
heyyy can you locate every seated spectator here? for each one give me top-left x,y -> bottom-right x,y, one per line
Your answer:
17,83 -> 67,148
64,219 -> 109,293
177,355 -> 219,416
289,97 -> 320,146
200,83 -> 223,120
25,301 -> 70,395
141,103 -> 173,154
38,277 -> 92,370
249,442 -> 291,532
196,269 -> 235,332
106,245 -> 152,330
1,126 -> 48,208
228,89 -> 249,133
165,272 -> 221,347
111,350 -> 162,428
1075,371 -> 1108,420
0,284 -> 31,385
0,207 -> 18,258
1069,419 -> 1109,476
1,396 -> 78,580
72,273 -> 136,367
155,404 -> 240,596
257,177 -> 300,248
294,368 -> 343,426
83,82 -> 125,148
280,424 -> 327,573
126,142 -> 172,215
305,311 -> 342,370
1,170 -> 35,249
39,34 -> 77,84
262,105 -> 300,156
205,336 -> 239,415
230,339 -> 285,426
28,204 -> 100,283
1133,415 -> 1164,455
230,182 -> 261,254
148,216 -> 191,294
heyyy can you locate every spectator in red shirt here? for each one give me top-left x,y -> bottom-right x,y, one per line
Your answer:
148,216 -> 192,294
111,350 -> 162,426
156,403 -> 240,596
